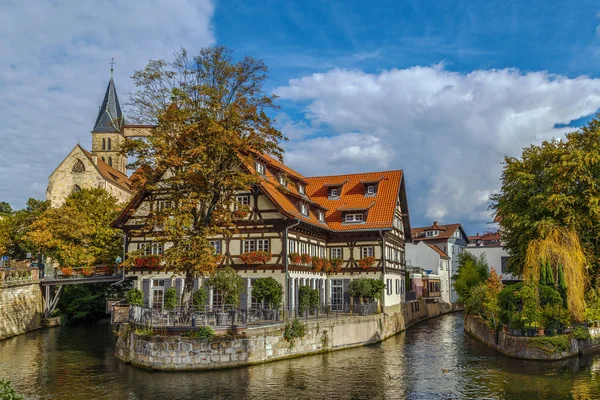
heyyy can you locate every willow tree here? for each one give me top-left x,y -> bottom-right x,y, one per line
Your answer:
492,116 -> 600,280
524,223 -> 587,321
123,47 -> 285,305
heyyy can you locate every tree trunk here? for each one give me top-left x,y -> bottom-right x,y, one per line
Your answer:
182,271 -> 196,307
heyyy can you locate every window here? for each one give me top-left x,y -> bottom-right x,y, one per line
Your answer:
102,138 -> 106,150
107,138 -> 112,150
72,184 -> 82,193
257,239 -> 269,252
108,157 -> 113,167
426,230 -> 439,237
361,246 -> 374,258
367,185 -> 375,195
300,241 -> 308,255
71,159 -> 85,173
319,246 -> 325,258
330,188 -> 338,197
278,174 -> 287,186
101,156 -> 105,162
209,240 -> 221,254
345,213 -> 364,223
396,279 -> 400,294
151,243 -> 163,255
236,195 -> 249,208
501,256 -> 509,273
318,210 -> 325,222
386,279 -> 392,296
156,200 -> 170,213
300,203 -> 308,216
256,162 -> 265,175
298,184 -> 305,195
151,279 -> 165,308
331,247 -> 342,259
243,240 -> 256,253
288,239 -> 295,253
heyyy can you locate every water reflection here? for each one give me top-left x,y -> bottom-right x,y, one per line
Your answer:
2,314 -> 600,399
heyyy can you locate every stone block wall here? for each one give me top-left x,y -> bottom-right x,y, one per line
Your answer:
115,300 -> 456,371
0,283 -> 43,340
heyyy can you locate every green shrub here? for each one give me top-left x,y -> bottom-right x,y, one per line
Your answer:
164,287 -> 178,309
134,327 -> 154,336
0,379 -> 24,400
193,287 -> 208,308
465,284 -> 486,318
251,277 -> 283,308
187,326 -> 214,339
572,326 -> 591,340
207,266 -> 244,307
126,288 -> 144,306
283,319 -> 306,344
530,335 -> 570,353
298,286 -> 314,311
348,278 -> 386,302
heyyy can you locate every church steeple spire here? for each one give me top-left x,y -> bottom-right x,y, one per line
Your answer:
92,67 -> 124,133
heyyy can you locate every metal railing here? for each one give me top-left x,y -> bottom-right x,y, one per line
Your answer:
49,266 -> 118,280
122,302 -> 379,329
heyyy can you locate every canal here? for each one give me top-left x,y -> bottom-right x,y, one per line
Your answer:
1,312 -> 600,399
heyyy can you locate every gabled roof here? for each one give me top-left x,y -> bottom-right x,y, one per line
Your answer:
426,243 -> 450,258
92,77 -> 124,133
411,222 -> 466,242
79,146 -> 132,193
305,171 -> 404,232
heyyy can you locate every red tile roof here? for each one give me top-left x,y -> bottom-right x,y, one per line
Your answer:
80,146 -> 133,193
412,222 -> 463,241
426,243 -> 449,258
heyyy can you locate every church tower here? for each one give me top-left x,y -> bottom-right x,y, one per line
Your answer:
91,65 -> 127,174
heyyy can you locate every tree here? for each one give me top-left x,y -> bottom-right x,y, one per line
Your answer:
348,278 -> 386,303
0,198 -> 49,258
0,202 -> 12,216
206,266 -> 244,308
123,46 -> 285,305
58,283 -> 113,322
492,116 -> 600,279
126,288 -> 144,305
26,188 -> 122,268
164,287 -> 178,309
251,277 -> 283,309
453,252 -> 489,303
483,269 -> 503,331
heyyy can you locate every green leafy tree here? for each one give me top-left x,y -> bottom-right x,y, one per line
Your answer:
348,278 -> 386,303
193,287 -> 208,308
492,116 -> 600,279
164,287 -> 178,309
0,379 -> 24,400
483,269 -> 503,331
122,46 -> 286,305
251,277 -> 283,309
126,288 -> 144,305
0,198 -> 49,258
26,188 -> 122,268
58,283 -> 111,321
206,266 -> 244,308
453,252 -> 489,303
0,202 -> 12,216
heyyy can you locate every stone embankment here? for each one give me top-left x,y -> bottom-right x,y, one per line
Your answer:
0,279 -> 43,340
464,315 -> 600,360
115,300 -> 461,371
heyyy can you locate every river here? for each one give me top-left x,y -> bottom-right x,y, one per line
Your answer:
1,312 -> 600,399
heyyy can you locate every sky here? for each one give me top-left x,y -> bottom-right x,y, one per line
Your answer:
2,0 -> 600,236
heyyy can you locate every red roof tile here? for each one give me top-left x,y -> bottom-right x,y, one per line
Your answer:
412,222 -> 463,241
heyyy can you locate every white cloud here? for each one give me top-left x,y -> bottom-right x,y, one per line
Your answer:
275,66 -> 600,228
0,0 -> 214,208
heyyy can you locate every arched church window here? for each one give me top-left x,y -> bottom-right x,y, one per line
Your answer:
71,159 -> 85,173
102,138 -> 106,150
108,138 -> 112,150
72,185 -> 82,193
108,157 -> 113,167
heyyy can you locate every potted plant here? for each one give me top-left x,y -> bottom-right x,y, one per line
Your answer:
357,256 -> 375,270
251,277 -> 283,320
300,254 -> 311,265
164,287 -> 178,310
298,286 -> 312,317
239,251 -> 272,265
81,267 -> 94,277
61,267 -> 74,277
311,256 -> 323,272
289,253 -> 302,265
206,266 -> 244,324
330,258 -> 343,273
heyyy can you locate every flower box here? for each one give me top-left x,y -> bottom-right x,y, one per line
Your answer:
357,256 -> 375,270
289,253 -> 302,265
311,256 -> 324,272
330,258 -> 343,272
240,251 -> 272,265
133,255 -> 162,269
61,267 -> 74,277
300,254 -> 311,265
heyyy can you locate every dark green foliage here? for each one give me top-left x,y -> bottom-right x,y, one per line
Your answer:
298,286 -> 319,311
572,326 -> 591,340
453,252 -> 489,303
207,266 -> 244,307
0,379 -> 24,400
193,288 -> 208,308
251,277 -> 283,308
464,284 -> 486,318
558,263 -> 568,308
126,289 -> 143,306
0,202 -> 12,216
187,326 -> 214,339
164,287 -> 178,309
58,283 -> 110,322
283,319 -> 306,343
539,285 -> 562,307
348,278 -> 386,302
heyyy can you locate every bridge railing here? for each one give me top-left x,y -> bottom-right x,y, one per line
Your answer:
124,302 -> 379,330
49,266 -> 118,280
0,268 -> 39,288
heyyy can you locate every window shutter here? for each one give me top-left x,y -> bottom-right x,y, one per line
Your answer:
343,279 -> 350,306
193,278 -> 199,292
175,278 -> 183,305
164,279 -> 172,293
142,279 -> 150,306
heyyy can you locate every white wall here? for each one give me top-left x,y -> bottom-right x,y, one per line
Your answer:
405,242 -> 452,303
465,246 -> 517,282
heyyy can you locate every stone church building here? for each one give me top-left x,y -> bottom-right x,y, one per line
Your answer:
46,74 -> 151,207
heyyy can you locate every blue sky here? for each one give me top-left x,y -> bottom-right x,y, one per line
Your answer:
2,0 -> 600,235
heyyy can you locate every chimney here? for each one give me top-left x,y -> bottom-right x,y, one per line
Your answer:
433,221 -> 439,227
92,155 -> 98,165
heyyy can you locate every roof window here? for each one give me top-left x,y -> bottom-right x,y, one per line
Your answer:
256,162 -> 265,175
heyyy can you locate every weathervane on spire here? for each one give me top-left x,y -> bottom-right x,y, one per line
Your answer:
110,58 -> 115,75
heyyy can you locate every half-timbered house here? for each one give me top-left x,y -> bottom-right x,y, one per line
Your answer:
113,153 -> 412,313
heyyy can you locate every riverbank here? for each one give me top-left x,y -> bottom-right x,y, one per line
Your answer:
0,281 -> 43,340
115,300 -> 461,371
464,315 -> 600,360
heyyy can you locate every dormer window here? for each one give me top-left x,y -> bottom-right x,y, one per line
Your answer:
298,184 -> 305,195
367,185 -> 375,195
300,203 -> 308,216
345,213 -> 364,223
329,187 -> 339,199
256,162 -> 265,175
318,210 -> 325,222
278,174 -> 287,187
426,230 -> 439,238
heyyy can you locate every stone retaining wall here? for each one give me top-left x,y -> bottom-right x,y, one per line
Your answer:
0,282 -> 43,340
464,315 -> 600,360
115,300 -> 459,371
